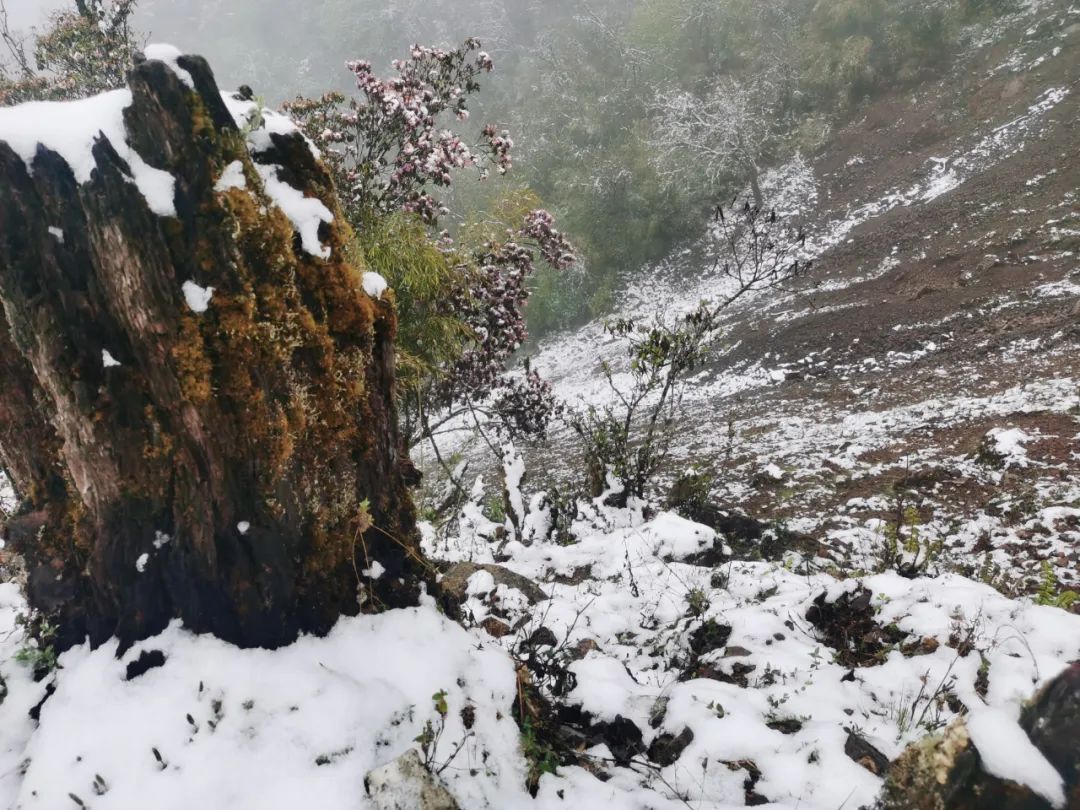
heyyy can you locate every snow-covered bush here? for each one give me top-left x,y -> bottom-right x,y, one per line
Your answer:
569,199 -> 808,503
0,0 -> 137,105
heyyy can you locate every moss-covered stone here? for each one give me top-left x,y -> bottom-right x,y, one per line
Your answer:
879,664 -> 1079,809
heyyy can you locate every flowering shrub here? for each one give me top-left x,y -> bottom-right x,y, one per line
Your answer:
288,42 -> 575,464
284,39 -> 510,226
426,215 -> 574,443
0,0 -> 136,105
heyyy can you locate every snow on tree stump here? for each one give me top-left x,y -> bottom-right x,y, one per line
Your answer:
0,49 -> 424,651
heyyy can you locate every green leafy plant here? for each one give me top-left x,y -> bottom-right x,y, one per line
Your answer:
686,587 -> 710,618
14,612 -> 58,676
415,689 -> 449,771
880,500 -> 942,578
1035,561 -> 1078,610
520,714 -> 559,792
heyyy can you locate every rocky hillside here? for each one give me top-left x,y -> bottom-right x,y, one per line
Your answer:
509,0 -> 1080,603
0,4 -> 1076,810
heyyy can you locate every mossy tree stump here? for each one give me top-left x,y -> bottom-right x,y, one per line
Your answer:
0,53 -> 424,650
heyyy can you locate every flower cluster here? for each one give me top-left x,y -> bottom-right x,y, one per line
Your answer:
520,210 -> 576,270
430,209 -> 575,437
288,41 -> 575,450
490,369 -> 563,440
286,38 -> 507,226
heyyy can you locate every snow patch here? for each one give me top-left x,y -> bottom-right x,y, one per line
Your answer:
987,426 -> 1032,467
0,607 -> 525,810
0,90 -> 177,216
362,271 -> 388,300
220,91 -> 320,158
362,561 -> 386,580
143,43 -> 194,88
255,164 -> 333,259
182,280 -> 214,313
967,708 -> 1066,808
214,160 -> 247,192
101,350 -> 121,368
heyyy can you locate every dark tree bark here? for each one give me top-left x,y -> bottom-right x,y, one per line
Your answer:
0,54 -> 425,651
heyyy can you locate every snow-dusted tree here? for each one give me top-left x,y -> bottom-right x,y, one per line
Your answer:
569,198 -> 808,502
0,0 -> 137,104
648,74 -> 788,209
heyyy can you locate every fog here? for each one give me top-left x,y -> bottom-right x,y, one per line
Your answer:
1,0 -> 998,333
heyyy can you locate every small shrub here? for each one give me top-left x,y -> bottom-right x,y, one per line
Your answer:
14,612 -> 58,678
1035,561 -> 1078,610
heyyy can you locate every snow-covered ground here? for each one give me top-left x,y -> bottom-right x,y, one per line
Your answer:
1,7 -> 1077,810
427,493 -> 1079,808
1,498 -> 1077,809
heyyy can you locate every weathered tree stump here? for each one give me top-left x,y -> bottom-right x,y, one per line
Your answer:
0,52 -> 424,650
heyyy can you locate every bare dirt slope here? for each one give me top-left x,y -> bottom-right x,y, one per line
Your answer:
516,0 -> 1080,602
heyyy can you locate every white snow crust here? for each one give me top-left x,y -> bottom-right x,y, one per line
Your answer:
214,160 -> 247,192
0,90 -> 177,216
362,272 -> 388,300
255,164 -> 333,259
144,43 -> 195,88
967,708 -> 1066,808
181,280 -> 214,313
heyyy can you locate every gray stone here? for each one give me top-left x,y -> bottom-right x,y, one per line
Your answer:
365,749 -> 460,810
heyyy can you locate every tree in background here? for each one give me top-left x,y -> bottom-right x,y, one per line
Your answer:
0,0 -> 137,103
648,75 -> 789,209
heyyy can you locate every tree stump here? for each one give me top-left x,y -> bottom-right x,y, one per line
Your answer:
0,52 -> 424,650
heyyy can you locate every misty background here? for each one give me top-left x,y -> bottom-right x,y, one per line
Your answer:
3,0 -> 995,335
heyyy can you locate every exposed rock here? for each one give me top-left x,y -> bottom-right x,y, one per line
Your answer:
806,587 -> 908,667
569,638 -> 600,661
594,715 -> 644,766
767,717 -> 804,735
845,730 -> 890,776
688,619 -> 732,657
879,663 -> 1079,809
480,617 -> 511,638
125,649 -> 166,680
1020,663 -> 1080,806
364,749 -> 460,810
647,727 -> 694,766
438,562 -> 547,613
